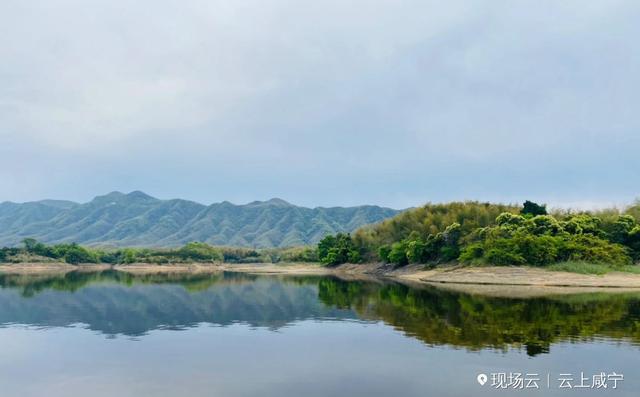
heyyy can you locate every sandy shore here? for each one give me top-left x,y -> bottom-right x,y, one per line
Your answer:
2,262 -> 640,294
395,265 -> 640,288
0,262 -> 111,274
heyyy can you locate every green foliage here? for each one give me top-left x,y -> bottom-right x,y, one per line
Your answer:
609,215 -> 636,243
377,222 -> 462,266
353,201 -> 519,260
461,213 -> 632,267
22,238 -> 52,257
521,200 -> 547,216
558,234 -> 631,265
177,242 -> 224,262
364,202 -> 640,268
122,249 -> 139,264
5,198 -> 640,270
560,214 -> 603,236
629,226 -> 640,260
351,199 -> 640,268
496,213 -> 526,229
387,241 -> 409,266
405,239 -> 426,263
526,215 -> 562,235
269,246 -> 319,263
317,233 -> 360,266
52,243 -> 99,264
377,245 -> 391,262
2,240 -> 319,265
318,235 -> 337,262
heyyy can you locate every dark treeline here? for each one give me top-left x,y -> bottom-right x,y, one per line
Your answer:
317,200 -> 640,268
0,239 -> 318,265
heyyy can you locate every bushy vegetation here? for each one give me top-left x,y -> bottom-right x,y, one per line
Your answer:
459,213 -> 633,267
352,201 -> 519,262
0,239 -> 320,265
317,233 -> 360,266
319,200 -> 640,269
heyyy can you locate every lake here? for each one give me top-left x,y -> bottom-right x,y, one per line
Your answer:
0,270 -> 638,396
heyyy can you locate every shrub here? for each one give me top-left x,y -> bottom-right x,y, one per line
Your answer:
562,214 -> 603,236
496,213 -> 526,229
318,233 -> 360,266
405,239 -> 427,263
52,243 -> 99,264
526,215 -> 562,235
378,245 -> 392,262
557,234 -> 631,266
387,241 -> 409,266
484,246 -> 526,266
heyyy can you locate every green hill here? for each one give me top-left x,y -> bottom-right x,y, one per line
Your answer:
0,191 -> 400,248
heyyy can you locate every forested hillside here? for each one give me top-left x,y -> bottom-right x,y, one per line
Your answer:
317,200 -> 640,271
0,191 -> 400,248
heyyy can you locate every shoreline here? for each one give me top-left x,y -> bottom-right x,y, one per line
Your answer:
2,261 -> 640,291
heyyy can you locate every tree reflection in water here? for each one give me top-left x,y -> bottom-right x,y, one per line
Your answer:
0,270 -> 639,356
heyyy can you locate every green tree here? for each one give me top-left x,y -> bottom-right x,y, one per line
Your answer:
52,243 -> 98,264
378,245 -> 392,262
317,233 -> 360,266
177,242 -> 223,261
521,200 -> 547,217
387,241 -> 409,266
609,215 -> 637,244
318,235 -> 337,262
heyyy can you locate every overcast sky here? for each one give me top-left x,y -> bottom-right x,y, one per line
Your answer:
1,0 -> 638,209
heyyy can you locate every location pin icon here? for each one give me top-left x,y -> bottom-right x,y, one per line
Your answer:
477,373 -> 488,386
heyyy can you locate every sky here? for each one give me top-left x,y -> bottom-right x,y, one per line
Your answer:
1,0 -> 639,210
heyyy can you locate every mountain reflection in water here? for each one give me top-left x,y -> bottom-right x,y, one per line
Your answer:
0,270 -> 639,356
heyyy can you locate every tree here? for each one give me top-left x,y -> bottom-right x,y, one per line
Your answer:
387,241 -> 409,266
22,238 -> 38,252
378,245 -> 392,262
317,233 -> 360,266
526,215 -> 562,235
52,243 -> 98,264
609,215 -> 637,244
22,238 -> 51,257
318,235 -> 337,262
627,226 -> 640,260
521,201 -> 547,217
177,242 -> 223,261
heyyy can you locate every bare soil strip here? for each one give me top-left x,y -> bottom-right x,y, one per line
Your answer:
2,262 -> 640,297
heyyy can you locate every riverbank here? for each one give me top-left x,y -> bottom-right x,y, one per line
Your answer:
2,261 -> 640,289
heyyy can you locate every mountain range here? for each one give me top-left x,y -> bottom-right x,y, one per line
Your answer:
0,191 -> 401,248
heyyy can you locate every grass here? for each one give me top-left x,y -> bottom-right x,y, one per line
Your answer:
618,264 -> 640,274
547,261 -> 640,275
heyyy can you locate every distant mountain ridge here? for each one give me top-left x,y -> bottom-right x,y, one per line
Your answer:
0,191 -> 401,248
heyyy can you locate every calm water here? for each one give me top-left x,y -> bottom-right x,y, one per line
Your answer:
0,271 -> 638,397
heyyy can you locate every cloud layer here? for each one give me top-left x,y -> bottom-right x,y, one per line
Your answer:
1,0 -> 639,208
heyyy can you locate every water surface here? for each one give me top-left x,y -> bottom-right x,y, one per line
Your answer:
0,271 -> 638,396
